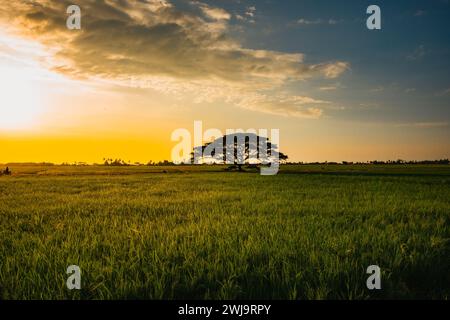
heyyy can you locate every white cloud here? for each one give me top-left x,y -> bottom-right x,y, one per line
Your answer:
195,2 -> 231,20
245,6 -> 256,18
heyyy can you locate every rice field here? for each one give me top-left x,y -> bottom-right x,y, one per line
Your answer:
0,164 -> 448,299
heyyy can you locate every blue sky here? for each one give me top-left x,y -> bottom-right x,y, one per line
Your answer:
192,0 -> 450,124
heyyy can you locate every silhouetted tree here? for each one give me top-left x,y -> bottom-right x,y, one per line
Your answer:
191,133 -> 288,171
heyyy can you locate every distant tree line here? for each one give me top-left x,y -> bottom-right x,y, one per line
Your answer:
3,159 -> 448,168
285,159 -> 450,165
102,158 -> 177,166
103,158 -> 131,166
101,158 -> 448,167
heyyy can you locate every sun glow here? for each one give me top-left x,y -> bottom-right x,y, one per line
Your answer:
0,29 -> 60,130
0,64 -> 43,130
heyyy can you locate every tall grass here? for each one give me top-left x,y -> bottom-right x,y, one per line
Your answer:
0,165 -> 448,299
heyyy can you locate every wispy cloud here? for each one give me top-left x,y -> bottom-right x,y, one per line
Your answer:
414,10 -> 427,17
296,18 -> 341,26
370,86 -> 385,93
319,86 -> 338,91
245,6 -> 256,18
194,2 -> 231,21
407,45 -> 426,61
318,82 -> 346,91
434,87 -> 450,96
358,103 -> 379,109
236,93 -> 327,118
396,122 -> 448,128
235,6 -> 256,23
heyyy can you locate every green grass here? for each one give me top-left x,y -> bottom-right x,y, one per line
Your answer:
0,165 -> 449,299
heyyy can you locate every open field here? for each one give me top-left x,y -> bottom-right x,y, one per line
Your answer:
0,164 -> 449,299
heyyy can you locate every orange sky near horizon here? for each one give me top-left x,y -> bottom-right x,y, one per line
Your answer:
1,125 -> 448,164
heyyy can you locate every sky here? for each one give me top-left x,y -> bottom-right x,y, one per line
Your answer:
0,0 -> 449,163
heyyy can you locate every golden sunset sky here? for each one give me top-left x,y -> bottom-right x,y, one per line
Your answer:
0,0 -> 449,163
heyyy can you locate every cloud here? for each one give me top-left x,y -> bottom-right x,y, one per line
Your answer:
312,62 -> 349,79
435,87 -> 450,96
245,6 -> 256,18
407,45 -> 426,61
194,2 -> 231,21
0,0 -> 348,118
296,18 -> 340,26
318,82 -> 345,91
396,122 -> 448,128
319,86 -> 338,91
328,19 -> 339,25
370,86 -> 384,93
296,19 -> 321,25
236,93 -> 326,118
358,103 -> 379,109
235,6 -> 256,23
414,10 -> 427,17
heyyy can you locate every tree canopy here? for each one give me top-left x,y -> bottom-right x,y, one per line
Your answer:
191,133 -> 288,171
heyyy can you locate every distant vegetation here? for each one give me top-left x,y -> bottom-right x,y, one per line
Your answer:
288,159 -> 450,165
2,159 -> 448,168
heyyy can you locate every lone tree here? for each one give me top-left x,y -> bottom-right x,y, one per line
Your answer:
191,133 -> 288,171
